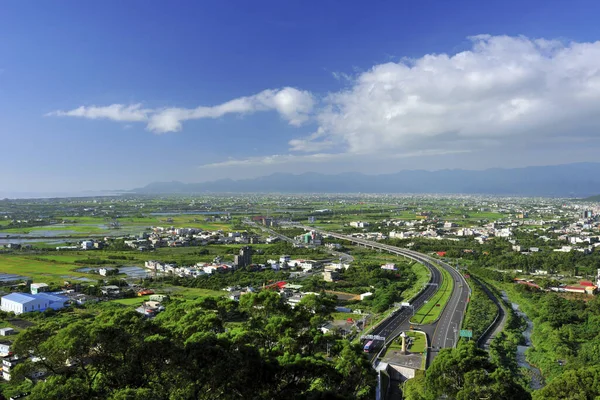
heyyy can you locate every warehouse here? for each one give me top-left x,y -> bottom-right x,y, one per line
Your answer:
0,292 -> 67,315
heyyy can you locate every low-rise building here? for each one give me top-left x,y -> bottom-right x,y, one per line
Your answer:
30,283 -> 49,294
0,293 -> 67,314
0,341 -> 11,356
0,328 -> 14,336
360,292 -> 373,300
323,271 -> 340,282
381,263 -> 397,271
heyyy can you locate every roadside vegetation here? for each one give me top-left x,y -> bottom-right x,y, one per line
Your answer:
403,341 -> 531,400
472,265 -> 600,399
461,276 -> 498,341
410,265 -> 453,325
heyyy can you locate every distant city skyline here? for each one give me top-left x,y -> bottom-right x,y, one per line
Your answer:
3,1 -> 600,192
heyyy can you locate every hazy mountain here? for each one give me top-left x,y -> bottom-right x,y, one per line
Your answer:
133,163 -> 600,197
581,194 -> 600,202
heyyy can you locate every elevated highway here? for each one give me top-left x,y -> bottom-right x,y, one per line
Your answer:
294,225 -> 470,365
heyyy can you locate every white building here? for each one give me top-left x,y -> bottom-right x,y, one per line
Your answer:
0,342 -> 10,356
381,263 -> 397,271
324,263 -> 350,271
30,283 -> 49,294
1,293 -> 67,314
360,292 -> 373,300
81,240 -> 94,250
0,328 -> 14,336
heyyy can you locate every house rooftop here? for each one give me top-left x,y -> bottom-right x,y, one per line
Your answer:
2,292 -> 66,304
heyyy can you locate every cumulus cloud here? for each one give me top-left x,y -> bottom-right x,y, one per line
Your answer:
147,87 -> 315,133
305,35 -> 600,155
47,87 -> 315,133
46,104 -> 150,122
47,35 -> 600,164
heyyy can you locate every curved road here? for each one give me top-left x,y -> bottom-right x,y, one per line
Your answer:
295,225 -> 470,365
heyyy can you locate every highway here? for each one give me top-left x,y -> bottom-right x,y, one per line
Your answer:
294,225 -> 470,365
244,220 -> 354,264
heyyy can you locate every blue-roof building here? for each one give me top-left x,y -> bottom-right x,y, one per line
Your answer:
0,292 -> 67,314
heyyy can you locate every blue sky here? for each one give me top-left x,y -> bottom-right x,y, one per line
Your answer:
2,0 -> 600,193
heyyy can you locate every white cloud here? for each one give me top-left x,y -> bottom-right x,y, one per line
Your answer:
331,71 -> 353,82
197,153 -> 342,169
46,104 -> 150,122
288,127 -> 334,152
48,87 -> 315,134
147,86 -> 315,133
197,149 -> 469,169
46,35 -> 600,169
307,35 -> 600,155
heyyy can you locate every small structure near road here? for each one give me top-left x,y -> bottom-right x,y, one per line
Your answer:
378,330 -> 428,384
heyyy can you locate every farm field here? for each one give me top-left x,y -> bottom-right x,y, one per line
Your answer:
0,214 -> 234,238
0,256 -> 92,283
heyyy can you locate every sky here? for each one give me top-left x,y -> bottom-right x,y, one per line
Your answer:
2,0 -> 600,193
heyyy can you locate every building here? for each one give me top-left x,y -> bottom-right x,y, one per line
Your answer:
0,328 -> 15,336
135,301 -> 164,318
298,231 -> 323,245
149,294 -> 169,302
100,285 -> 121,296
30,283 -> 49,294
81,240 -> 94,250
323,271 -> 340,282
0,341 -> 10,356
0,293 -> 67,314
325,262 -> 351,271
234,246 -> 253,268
2,357 -> 22,381
360,292 -> 373,300
381,263 -> 397,271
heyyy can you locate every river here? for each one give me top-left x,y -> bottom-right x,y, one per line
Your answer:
501,291 -> 545,390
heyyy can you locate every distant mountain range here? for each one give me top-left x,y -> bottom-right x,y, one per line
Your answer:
133,162 -> 600,197
582,194 -> 600,202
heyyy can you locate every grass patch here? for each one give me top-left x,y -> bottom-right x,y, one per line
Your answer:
331,312 -> 359,321
401,262 -> 431,302
112,297 -> 147,306
0,256 -> 92,283
387,331 -> 426,354
410,264 -> 454,325
383,330 -> 427,369
406,331 -> 426,353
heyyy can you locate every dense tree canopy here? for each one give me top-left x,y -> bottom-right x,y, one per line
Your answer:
403,342 -> 530,400
9,293 -> 375,400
